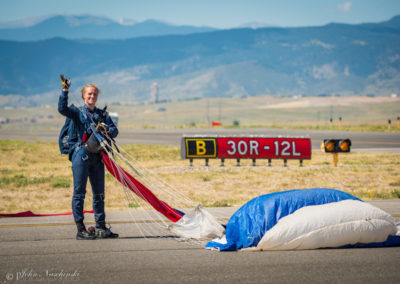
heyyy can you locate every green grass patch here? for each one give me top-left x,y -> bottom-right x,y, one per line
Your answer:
51,178 -> 71,188
128,203 -> 140,208
392,190 -> 400,198
0,174 -> 52,188
389,180 -> 400,186
209,199 -> 236,207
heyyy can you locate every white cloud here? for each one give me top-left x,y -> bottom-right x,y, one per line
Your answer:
344,65 -> 350,76
312,64 -> 337,79
338,2 -> 352,12
353,40 -> 367,46
304,39 -> 335,49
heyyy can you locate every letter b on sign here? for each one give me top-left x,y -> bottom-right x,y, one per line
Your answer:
196,141 -> 206,155
186,138 -> 217,158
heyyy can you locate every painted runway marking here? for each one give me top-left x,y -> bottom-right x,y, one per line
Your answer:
0,218 -> 231,228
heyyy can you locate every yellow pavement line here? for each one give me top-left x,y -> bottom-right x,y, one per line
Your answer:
0,218 -> 231,228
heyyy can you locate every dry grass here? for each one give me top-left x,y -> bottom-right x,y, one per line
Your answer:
0,140 -> 399,214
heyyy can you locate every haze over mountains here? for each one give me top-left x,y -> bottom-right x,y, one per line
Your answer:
0,14 -> 399,106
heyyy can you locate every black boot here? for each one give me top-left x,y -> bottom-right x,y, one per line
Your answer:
76,221 -> 96,240
95,223 -> 119,239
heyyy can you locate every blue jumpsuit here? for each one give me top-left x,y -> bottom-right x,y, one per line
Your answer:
58,90 -> 118,226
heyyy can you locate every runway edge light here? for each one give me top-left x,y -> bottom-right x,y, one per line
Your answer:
321,139 -> 351,153
321,139 -> 352,167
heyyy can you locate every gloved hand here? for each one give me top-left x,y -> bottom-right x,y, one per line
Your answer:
60,74 -> 71,89
96,122 -> 109,134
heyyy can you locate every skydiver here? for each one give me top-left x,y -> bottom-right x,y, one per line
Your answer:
58,77 -> 119,240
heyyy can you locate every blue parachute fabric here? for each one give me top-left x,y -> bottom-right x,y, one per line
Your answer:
206,188 -> 361,251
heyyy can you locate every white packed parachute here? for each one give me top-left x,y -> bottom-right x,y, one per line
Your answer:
253,199 -> 397,251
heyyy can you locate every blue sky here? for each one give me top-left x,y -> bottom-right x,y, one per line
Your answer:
1,0 -> 400,28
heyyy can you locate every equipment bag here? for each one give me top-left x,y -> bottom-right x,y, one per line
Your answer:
58,105 -> 86,156
59,116 -> 79,155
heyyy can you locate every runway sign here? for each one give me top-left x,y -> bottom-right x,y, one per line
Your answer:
181,136 -> 311,166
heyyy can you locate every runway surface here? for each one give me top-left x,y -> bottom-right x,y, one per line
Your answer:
1,201 -> 399,283
1,128 -> 400,152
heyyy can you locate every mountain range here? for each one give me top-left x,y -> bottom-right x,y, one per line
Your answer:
0,15 -> 399,106
0,15 -> 216,40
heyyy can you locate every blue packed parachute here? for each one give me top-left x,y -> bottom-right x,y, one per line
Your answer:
206,188 -> 400,251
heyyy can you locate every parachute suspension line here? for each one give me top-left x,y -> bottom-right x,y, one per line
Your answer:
107,159 -> 154,236
103,146 -> 181,225
109,141 -> 196,208
115,151 -> 142,177
103,148 -> 169,237
99,131 -> 195,209
102,149 -> 173,239
114,153 -> 195,208
115,172 -> 166,235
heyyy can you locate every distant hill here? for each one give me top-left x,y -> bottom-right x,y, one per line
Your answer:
0,15 -> 399,106
0,15 -> 217,41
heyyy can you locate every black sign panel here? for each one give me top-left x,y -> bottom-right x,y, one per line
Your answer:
185,138 -> 217,158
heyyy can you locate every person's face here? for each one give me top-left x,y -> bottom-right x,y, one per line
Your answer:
83,87 -> 98,109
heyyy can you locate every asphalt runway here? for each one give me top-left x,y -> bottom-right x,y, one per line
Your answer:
1,128 -> 400,152
1,202 -> 399,283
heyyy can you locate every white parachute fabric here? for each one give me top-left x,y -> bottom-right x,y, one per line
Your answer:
256,200 -> 397,251
168,205 -> 225,239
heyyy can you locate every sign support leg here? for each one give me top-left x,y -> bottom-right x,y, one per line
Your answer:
333,153 -> 338,167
